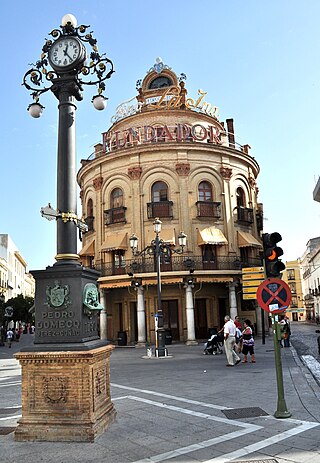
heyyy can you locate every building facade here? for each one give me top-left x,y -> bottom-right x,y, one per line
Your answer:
0,234 -> 35,302
300,237 -> 320,322
282,260 -> 306,321
77,59 -> 264,345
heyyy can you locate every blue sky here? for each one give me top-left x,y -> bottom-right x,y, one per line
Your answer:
2,0 -> 320,270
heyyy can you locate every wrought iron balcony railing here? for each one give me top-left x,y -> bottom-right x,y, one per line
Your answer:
196,201 -> 221,219
95,254 -> 263,277
84,215 -> 94,232
104,206 -> 127,225
147,201 -> 173,219
236,206 -> 254,224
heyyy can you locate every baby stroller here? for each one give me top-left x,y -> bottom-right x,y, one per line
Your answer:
203,331 -> 224,355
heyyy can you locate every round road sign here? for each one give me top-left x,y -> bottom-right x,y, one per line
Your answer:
256,278 -> 292,314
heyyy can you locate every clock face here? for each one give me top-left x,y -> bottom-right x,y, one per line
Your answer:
49,37 -> 84,70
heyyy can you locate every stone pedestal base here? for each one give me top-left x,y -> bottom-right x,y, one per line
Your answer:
14,345 -> 116,442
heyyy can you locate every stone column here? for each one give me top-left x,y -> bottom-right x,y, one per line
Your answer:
100,288 -> 108,340
228,281 -> 238,321
185,282 -> 198,345
136,285 -> 146,347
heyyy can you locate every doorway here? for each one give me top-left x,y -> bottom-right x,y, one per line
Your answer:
195,299 -> 208,339
161,300 -> 179,340
218,298 -> 227,328
130,301 -> 138,342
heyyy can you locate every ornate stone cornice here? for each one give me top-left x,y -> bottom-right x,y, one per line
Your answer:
176,163 -> 190,176
93,176 -> 103,191
248,176 -> 256,189
128,166 -> 142,179
220,166 -> 232,179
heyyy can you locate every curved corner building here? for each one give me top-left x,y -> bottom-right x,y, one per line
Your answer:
77,59 -> 263,346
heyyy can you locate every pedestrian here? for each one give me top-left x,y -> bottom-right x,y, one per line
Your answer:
283,316 -> 291,347
223,315 -> 241,367
234,315 -> 242,330
241,319 -> 255,363
6,328 -> 14,348
234,326 -> 243,354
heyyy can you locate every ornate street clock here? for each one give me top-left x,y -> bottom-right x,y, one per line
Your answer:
48,36 -> 86,72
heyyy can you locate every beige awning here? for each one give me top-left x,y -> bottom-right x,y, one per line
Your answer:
78,238 -> 95,256
197,227 -> 228,246
197,277 -> 234,283
237,231 -> 262,248
99,280 -> 131,289
101,232 -> 128,252
146,228 -> 176,245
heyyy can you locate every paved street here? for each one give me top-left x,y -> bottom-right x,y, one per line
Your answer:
0,325 -> 319,463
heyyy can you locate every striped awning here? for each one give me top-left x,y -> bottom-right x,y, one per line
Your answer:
78,238 -> 95,256
237,231 -> 262,248
197,227 -> 228,245
101,232 -> 128,252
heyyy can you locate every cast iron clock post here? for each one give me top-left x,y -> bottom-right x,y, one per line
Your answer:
22,14 -> 114,349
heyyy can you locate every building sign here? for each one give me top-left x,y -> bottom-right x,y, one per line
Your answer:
103,123 -> 222,152
111,88 -> 219,123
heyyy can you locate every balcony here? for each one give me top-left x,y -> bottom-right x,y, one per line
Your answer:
196,201 -> 221,219
147,201 -> 173,219
95,254 -> 263,277
84,215 -> 94,232
236,206 -> 254,224
104,206 -> 127,225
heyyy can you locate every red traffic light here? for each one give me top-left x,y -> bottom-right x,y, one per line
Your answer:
262,232 -> 285,278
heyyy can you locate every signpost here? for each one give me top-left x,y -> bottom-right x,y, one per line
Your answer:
242,266 -> 264,300
257,278 -> 292,419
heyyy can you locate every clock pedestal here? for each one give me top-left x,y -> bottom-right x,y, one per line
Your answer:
14,345 -> 116,442
14,264 -> 116,442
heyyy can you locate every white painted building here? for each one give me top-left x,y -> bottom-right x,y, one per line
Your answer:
0,234 -> 35,302
300,237 -> 320,321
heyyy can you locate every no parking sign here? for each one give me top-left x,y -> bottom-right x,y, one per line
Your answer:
256,278 -> 292,314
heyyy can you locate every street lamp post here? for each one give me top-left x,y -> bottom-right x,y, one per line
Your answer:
130,218 -> 187,357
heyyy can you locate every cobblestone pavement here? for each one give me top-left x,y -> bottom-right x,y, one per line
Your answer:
290,322 -> 320,360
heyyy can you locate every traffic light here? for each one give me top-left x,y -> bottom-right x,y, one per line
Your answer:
262,232 -> 286,278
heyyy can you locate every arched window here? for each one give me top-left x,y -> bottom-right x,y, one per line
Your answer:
105,188 -> 126,224
87,198 -> 93,216
236,187 -> 246,207
198,181 -> 212,202
111,188 -> 123,208
149,181 -> 172,218
197,181 -> 221,218
152,181 -> 168,202
85,199 -> 94,232
148,76 -> 173,89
